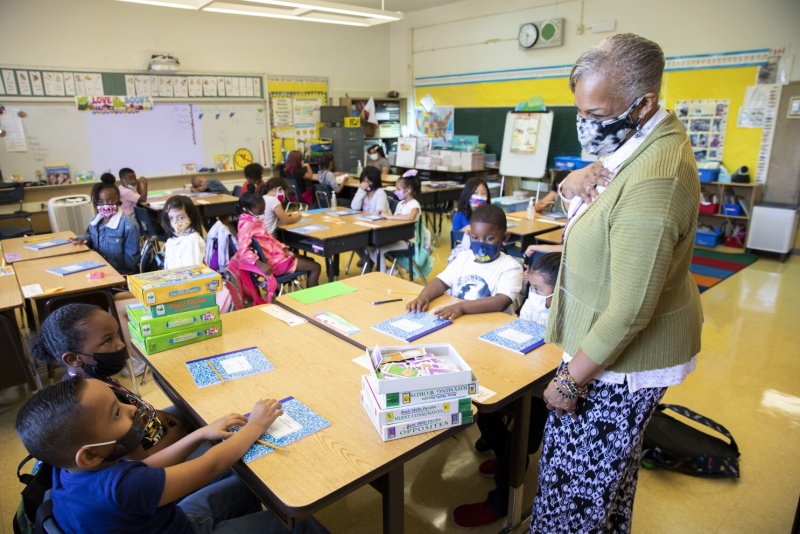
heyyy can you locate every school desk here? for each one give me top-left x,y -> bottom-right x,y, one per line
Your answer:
534,227 -> 564,245
323,207 -> 416,248
505,216 -> 562,251
1,231 -> 88,264
276,272 -> 562,530
146,192 -> 240,219
130,305 -> 473,534
0,266 -> 37,390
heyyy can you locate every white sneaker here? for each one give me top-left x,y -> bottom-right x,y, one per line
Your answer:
121,357 -> 147,378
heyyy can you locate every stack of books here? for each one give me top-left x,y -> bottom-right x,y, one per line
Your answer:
416,154 -> 443,170
126,266 -> 223,355
359,344 -> 477,441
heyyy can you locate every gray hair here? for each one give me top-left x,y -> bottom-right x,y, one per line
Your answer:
569,33 -> 665,101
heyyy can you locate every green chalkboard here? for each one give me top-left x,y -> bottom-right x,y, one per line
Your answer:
454,106 -> 581,168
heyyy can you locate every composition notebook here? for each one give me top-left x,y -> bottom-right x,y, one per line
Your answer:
46,260 -> 105,276
479,319 -> 546,354
24,237 -> 71,250
236,396 -> 331,463
372,312 -> 452,342
186,346 -> 274,387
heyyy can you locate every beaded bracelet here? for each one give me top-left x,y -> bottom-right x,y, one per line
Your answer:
555,366 -> 589,398
552,380 -> 575,399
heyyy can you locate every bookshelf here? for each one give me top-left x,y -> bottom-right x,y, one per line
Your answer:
339,96 -> 407,154
698,182 -> 763,248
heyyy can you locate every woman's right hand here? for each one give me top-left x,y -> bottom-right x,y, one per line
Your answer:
559,161 -> 612,204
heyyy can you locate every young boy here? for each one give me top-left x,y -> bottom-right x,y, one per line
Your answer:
15,377 -> 326,534
407,204 -> 522,320
118,167 -> 148,218
242,163 -> 265,194
191,175 -> 230,195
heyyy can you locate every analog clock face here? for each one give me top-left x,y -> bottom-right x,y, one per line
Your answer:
519,23 -> 539,49
233,148 -> 253,170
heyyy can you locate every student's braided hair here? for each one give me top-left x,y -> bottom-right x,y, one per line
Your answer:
29,304 -> 102,368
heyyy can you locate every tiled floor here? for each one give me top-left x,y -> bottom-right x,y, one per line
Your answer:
2,219 -> 799,533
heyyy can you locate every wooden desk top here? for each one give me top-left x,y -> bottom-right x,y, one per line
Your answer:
14,250 -> 125,299
146,192 -> 239,209
138,305 -> 473,513
315,208 -> 415,231
535,228 -> 564,245
311,173 -> 400,189
508,211 -> 567,226
2,231 -> 88,264
505,216 -> 561,237
277,273 -> 561,410
0,268 -> 24,311
279,212 -> 372,241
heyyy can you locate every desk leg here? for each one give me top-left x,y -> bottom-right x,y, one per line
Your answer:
505,391 -> 532,532
380,466 -> 404,534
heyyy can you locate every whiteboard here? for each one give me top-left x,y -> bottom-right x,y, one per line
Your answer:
499,111 -> 554,179
0,102 -> 268,180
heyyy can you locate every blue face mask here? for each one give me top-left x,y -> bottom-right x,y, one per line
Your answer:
470,240 -> 499,263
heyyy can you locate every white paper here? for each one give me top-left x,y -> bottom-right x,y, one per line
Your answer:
2,70 -> 18,94
43,72 -> 55,96
124,75 -> 136,96
158,77 -> 173,97
244,78 -> 254,97
188,76 -> 202,97
471,385 -> 497,403
86,73 -> 103,95
29,71 -> 44,96
238,77 -> 249,97
173,76 -> 188,98
498,328 -> 533,344
21,284 -> 43,298
73,73 -> 85,95
352,355 -> 373,371
52,72 -> 65,96
149,75 -> 160,97
421,93 -> 436,113
0,112 -> 28,152
220,356 -> 253,375
0,75 -> 4,94
16,71 -> 32,95
216,76 -> 226,96
266,414 -> 302,439
203,77 -> 217,97
395,137 -> 417,168
391,318 -> 423,332
260,304 -> 307,326
252,78 -> 261,98
134,76 -> 150,97
62,72 -> 75,96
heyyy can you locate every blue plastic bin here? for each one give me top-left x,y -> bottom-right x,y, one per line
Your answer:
695,228 -> 722,247
698,168 -> 720,183
722,204 -> 742,216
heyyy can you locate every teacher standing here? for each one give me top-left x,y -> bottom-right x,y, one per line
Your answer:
532,33 -> 703,533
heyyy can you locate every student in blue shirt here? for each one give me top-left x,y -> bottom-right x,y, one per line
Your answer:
15,377 -> 327,534
452,177 -> 491,232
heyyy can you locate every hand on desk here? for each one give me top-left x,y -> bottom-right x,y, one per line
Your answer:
406,296 -> 430,313
203,413 -> 248,441
432,302 -> 465,321
69,237 -> 87,246
247,398 -> 284,434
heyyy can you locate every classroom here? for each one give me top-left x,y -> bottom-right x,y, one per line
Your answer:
0,0 -> 798,533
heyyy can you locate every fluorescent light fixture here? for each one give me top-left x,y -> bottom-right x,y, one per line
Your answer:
117,0 -> 214,9
241,0 -> 402,21
204,2 -> 380,26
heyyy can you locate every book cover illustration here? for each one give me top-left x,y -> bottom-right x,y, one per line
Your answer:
23,237 -> 71,250
45,163 -> 71,185
46,260 -> 105,276
372,312 -> 452,342
186,346 -> 274,388
479,319 -> 546,354
215,153 -> 233,171
291,224 -> 328,235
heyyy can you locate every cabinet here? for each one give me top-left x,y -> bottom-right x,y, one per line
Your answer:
320,126 -> 364,174
697,182 -> 763,248
339,97 -> 407,154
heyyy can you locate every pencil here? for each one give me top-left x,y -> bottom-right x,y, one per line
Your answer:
386,290 -> 420,296
24,236 -> 52,244
257,439 -> 290,454
44,287 -> 64,294
207,360 -> 225,383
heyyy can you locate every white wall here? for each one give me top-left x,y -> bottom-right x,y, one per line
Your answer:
0,0 -> 391,96
390,0 -> 800,98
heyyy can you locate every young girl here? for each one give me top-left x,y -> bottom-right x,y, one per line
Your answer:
263,177 -> 302,234
118,167 -> 148,218
29,303 -> 189,460
231,193 -> 320,303
161,195 -> 206,269
283,150 -> 313,204
242,163 -> 265,195
351,165 -> 390,215
453,177 -> 491,232
454,252 -> 561,528
317,152 -> 344,195
374,170 -> 422,273
367,144 -> 390,176
70,173 -> 141,275
534,170 -> 568,213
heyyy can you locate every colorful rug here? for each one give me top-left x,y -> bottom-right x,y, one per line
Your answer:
691,248 -> 758,293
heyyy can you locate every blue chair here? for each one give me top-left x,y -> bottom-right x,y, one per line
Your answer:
0,182 -> 34,239
232,185 -> 243,198
451,230 -> 464,250
133,205 -> 167,241
250,238 -> 309,296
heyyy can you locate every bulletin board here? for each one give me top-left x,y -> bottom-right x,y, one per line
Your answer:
266,75 -> 328,164
499,111 -> 554,179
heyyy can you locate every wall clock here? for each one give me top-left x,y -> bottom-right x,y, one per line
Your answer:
518,23 -> 539,49
233,148 -> 254,170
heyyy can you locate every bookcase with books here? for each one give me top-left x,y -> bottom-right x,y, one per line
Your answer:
339,96 -> 407,156
697,182 -> 763,248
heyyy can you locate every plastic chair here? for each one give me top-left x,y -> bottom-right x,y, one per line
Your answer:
0,312 -> 38,390
450,230 -> 464,250
384,218 -> 429,284
313,183 -> 332,209
133,205 -> 167,241
232,185 -> 243,198
250,238 -> 309,296
0,182 -> 34,240
139,236 -> 163,273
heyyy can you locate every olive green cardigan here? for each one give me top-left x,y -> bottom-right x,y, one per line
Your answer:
546,111 -> 703,373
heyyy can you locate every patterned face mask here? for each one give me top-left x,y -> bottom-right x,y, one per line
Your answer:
172,219 -> 192,236
470,240 -> 499,263
97,204 -> 118,218
576,96 -> 643,155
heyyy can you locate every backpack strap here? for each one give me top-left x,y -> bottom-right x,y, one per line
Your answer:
17,454 -> 35,485
661,404 -> 739,456
33,492 -> 54,534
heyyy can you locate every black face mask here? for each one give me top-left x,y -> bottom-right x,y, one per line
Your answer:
81,407 -> 146,461
79,347 -> 128,378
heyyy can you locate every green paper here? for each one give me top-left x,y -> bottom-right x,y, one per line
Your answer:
287,282 -> 357,305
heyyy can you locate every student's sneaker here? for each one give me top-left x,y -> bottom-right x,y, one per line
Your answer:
452,501 -> 504,528
474,437 -> 492,454
121,357 -> 147,378
479,458 -> 497,478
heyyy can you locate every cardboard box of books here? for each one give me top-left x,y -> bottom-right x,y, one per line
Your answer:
128,265 -> 221,306
128,320 -> 222,355
127,303 -> 220,338
143,293 -> 217,318
365,343 -> 474,395
361,375 -> 472,425
362,373 -> 478,409
360,385 -> 473,442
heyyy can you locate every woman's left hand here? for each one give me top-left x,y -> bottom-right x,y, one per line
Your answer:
543,380 -> 579,420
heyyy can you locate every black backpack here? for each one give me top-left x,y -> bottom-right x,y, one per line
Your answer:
13,454 -> 55,534
641,404 -> 740,478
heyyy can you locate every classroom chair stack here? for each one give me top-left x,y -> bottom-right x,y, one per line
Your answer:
125,265 -> 224,355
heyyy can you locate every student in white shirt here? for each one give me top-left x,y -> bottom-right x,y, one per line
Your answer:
407,204 -> 522,319
262,177 -> 302,235
161,195 -> 206,269
353,166 -> 391,270
373,170 -> 422,273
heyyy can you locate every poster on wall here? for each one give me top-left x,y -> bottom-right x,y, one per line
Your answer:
675,99 -> 729,162
270,97 -> 293,127
395,137 -> 417,168
510,114 -> 540,153
292,97 -> 322,125
413,106 -> 454,145
293,123 -> 315,158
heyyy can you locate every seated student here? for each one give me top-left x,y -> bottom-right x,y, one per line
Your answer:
190,175 -> 230,195
407,204 -> 522,320
241,163 -> 265,195
15,376 -> 327,534
453,252 -> 561,528
534,170 -> 568,213
367,144 -> 390,176
70,174 -> 140,275
161,195 -> 206,269
452,177 -> 491,232
118,167 -> 148,218
283,150 -> 314,204
351,166 -> 390,214
263,177 -> 302,234
316,152 -> 344,196
373,170 -> 422,273
29,304 -> 189,460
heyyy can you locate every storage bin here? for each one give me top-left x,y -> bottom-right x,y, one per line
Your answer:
722,204 -> 742,216
554,156 -> 593,171
724,236 -> 744,248
699,203 -> 719,215
695,228 -> 723,247
698,168 -> 720,183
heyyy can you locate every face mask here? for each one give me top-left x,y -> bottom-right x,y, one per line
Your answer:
469,195 -> 487,209
470,240 -> 500,263
97,204 -> 118,219
80,406 -> 146,461
79,346 -> 128,378
525,292 -> 553,325
172,219 -> 192,236
576,96 -> 643,155
276,189 -> 285,202
363,182 -> 372,192
247,210 -> 265,222
123,183 -> 136,190
369,153 -> 379,161
394,189 -> 406,200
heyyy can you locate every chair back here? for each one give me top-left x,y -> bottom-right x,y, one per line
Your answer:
41,289 -> 119,323
139,236 -> 162,273
0,314 -> 37,389
0,182 -> 25,209
450,230 -> 464,250
232,185 -> 243,198
283,178 -> 301,203
387,196 -> 399,214
133,206 -> 166,240
313,183 -> 331,209
227,234 -> 238,256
